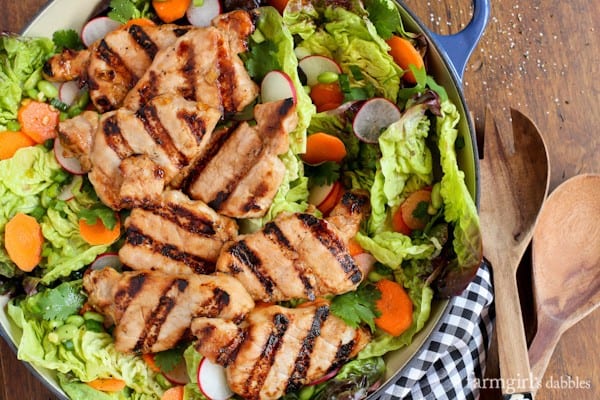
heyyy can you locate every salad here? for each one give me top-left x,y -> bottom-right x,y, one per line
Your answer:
0,0 -> 482,399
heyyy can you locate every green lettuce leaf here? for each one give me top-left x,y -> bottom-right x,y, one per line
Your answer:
0,34 -> 55,129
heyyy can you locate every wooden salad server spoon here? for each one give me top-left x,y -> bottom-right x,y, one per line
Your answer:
479,106 -> 550,398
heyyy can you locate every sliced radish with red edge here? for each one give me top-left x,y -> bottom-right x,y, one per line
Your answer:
57,176 -> 83,201
54,139 -> 85,175
81,17 -> 122,47
197,358 -> 233,400
90,253 -> 122,271
308,182 -> 336,207
352,98 -> 401,143
298,55 -> 342,87
260,70 -> 297,104
164,358 -> 190,385
59,81 -> 83,106
187,0 -> 222,27
353,252 -> 376,275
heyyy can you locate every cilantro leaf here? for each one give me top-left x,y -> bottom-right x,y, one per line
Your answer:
35,282 -> 86,321
330,283 -> 381,331
305,162 -> 340,186
154,346 -> 184,373
108,0 -> 153,23
78,205 -> 118,230
364,0 -> 404,39
240,38 -> 280,81
52,29 -> 84,51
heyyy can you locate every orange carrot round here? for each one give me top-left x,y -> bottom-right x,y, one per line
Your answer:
386,35 -> 425,84
79,215 -> 121,246
316,180 -> 343,216
347,238 -> 364,256
142,353 -> 161,373
268,0 -> 289,14
124,18 -> 157,28
152,0 -> 192,23
17,100 -> 60,144
399,189 -> 431,230
161,385 -> 185,400
4,213 -> 44,272
309,82 -> 344,112
374,279 -> 413,336
86,378 -> 127,392
302,132 -> 347,165
0,131 -> 36,160
391,207 -> 412,235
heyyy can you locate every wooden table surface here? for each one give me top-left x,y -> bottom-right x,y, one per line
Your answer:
1,0 -> 598,399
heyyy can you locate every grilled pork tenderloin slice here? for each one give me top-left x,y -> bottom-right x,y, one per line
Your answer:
83,267 -> 254,354
192,303 -> 371,400
119,190 -> 238,275
216,190 -> 371,302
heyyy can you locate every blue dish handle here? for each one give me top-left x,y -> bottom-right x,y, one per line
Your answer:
430,0 -> 491,83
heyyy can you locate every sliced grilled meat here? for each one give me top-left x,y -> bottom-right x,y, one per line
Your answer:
178,98 -> 297,219
123,18 -> 258,114
86,94 -> 221,209
192,304 -> 371,400
119,190 -> 238,275
56,110 -> 99,172
44,23 -> 191,112
216,190 -> 371,302
83,267 -> 254,354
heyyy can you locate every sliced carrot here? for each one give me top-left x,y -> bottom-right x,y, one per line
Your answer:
0,131 -> 36,160
268,0 -> 289,14
316,180 -> 343,216
4,213 -> 44,272
124,17 -> 157,28
17,100 -> 60,144
161,385 -> 185,400
386,35 -> 425,84
79,215 -> 121,246
374,279 -> 413,336
143,353 -> 161,373
302,132 -> 347,165
399,189 -> 431,230
152,0 -> 192,23
86,378 -> 126,392
391,207 -> 412,236
309,82 -> 344,112
347,238 -> 364,256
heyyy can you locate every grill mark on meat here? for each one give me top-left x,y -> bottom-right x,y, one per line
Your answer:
177,40 -> 197,101
216,35 -> 236,114
227,240 -> 275,295
177,109 -> 207,144
331,339 -> 356,370
198,287 -> 231,317
174,28 -> 190,37
95,39 -> 136,86
245,313 -> 289,399
143,201 -> 217,236
180,125 -> 237,193
263,222 -> 315,299
133,277 -> 189,353
219,329 -> 247,367
286,305 -> 330,392
242,180 -> 268,213
114,272 -> 147,315
102,115 -> 133,159
296,213 -> 362,284
136,70 -> 160,105
136,103 -> 188,168
128,25 -> 159,59
340,190 -> 370,215
125,225 -> 215,274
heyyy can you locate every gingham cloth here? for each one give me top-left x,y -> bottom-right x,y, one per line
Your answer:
377,261 -> 495,400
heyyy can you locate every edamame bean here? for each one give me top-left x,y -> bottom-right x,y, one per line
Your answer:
83,311 -> 105,323
317,71 -> 339,84
66,315 -> 85,327
37,80 -> 59,99
84,319 -> 104,333
430,182 -> 442,209
55,324 -> 79,342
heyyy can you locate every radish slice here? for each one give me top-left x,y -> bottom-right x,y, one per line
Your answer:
164,359 -> 190,385
260,70 -> 297,104
353,252 -> 377,275
197,358 -> 233,400
59,81 -> 82,106
187,0 -> 222,27
81,17 -> 122,47
352,98 -> 401,143
57,176 -> 83,201
298,55 -> 342,86
54,139 -> 85,175
308,182 -> 336,206
90,253 -> 122,270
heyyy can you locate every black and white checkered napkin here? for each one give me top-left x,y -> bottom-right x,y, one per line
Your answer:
378,261 -> 495,400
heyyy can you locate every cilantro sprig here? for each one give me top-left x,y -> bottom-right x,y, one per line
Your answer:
108,0 -> 154,23
330,283 -> 381,331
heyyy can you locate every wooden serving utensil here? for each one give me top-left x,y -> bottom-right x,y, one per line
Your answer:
528,174 -> 600,386
479,106 -> 550,398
